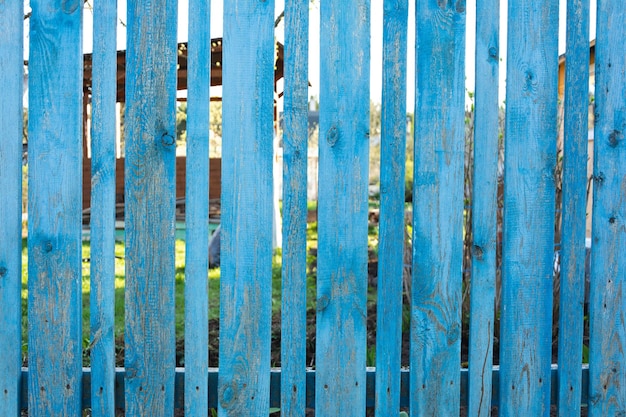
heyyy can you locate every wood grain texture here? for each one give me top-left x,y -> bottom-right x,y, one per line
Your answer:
281,0 -> 309,416
124,1 -> 178,415
499,0 -> 559,415
27,1 -> 84,415
89,1 -> 118,415
0,2 -> 24,416
375,1 -> 407,415
587,1 -> 626,415
315,1 -> 370,416
557,0 -> 590,415
218,1 -> 275,415
467,0 -> 499,415
184,0 -> 210,415
410,0 -> 466,414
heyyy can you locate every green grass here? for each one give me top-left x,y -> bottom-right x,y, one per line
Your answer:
20,237 -> 286,365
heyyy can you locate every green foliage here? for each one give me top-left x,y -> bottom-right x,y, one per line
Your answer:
366,346 -> 376,367
176,102 -> 187,144
210,101 -> 223,140
209,101 -> 223,156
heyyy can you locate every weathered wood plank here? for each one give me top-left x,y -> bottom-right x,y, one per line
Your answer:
499,0 -> 559,415
27,1 -> 84,415
184,0 -> 210,415
557,0 -> 590,415
587,1 -> 626,415
89,1 -> 118,416
467,0 -> 500,415
124,0 -> 178,415
410,1 -> 466,415
375,1 -> 407,415
281,0 -> 309,416
218,1 -> 275,415
315,2 -> 370,416
0,2 -> 24,416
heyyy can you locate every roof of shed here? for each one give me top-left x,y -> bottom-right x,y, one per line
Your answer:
81,37 -> 285,102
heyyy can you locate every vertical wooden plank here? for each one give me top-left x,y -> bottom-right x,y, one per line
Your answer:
27,0 -> 83,415
375,0 -> 407,415
587,1 -> 626,415
557,0 -> 590,415
0,2 -> 23,416
281,0 -> 309,416
90,0 -> 118,415
499,0 -> 559,415
467,0 -> 500,415
218,1 -> 274,415
410,1 -> 465,415
124,0 -> 178,415
315,1 -> 370,416
185,0 -> 210,415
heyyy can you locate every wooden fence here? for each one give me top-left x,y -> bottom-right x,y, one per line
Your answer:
0,0 -> 624,416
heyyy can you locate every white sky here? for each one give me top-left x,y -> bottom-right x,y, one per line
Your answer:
26,0 -> 597,107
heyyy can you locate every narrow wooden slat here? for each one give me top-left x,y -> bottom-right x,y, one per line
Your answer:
587,1 -> 626,415
557,0 -> 590,415
0,2 -> 24,416
410,2 -> 466,415
375,0 -> 408,415
184,0 -> 210,415
281,0 -> 309,416
499,0 -> 559,415
27,1 -> 83,415
467,0 -> 500,415
315,2 -> 370,415
89,1 -> 118,415
218,1 -> 275,415
124,0 -> 178,415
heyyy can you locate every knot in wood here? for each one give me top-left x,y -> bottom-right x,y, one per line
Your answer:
488,46 -> 498,61
608,130 -> 623,148
218,381 -> 239,409
326,126 -> 339,147
62,0 -> 80,14
317,295 -> 330,311
161,133 -> 175,147
471,244 -> 484,260
0,267 -> 7,277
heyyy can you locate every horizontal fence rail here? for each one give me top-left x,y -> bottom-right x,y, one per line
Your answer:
17,367 -> 592,410
1,0 -> 624,416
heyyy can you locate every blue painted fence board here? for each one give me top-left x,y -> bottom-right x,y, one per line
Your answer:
89,1 -> 118,416
588,1 -> 626,415
467,0 -> 499,415
184,0 -> 210,415
499,0 -> 559,415
124,0 -> 178,415
375,1 -> 407,415
557,0 -> 590,415
316,1 -> 370,415
281,0 -> 309,416
27,1 -> 84,415
411,1 -> 466,414
0,2 -> 23,416
218,1 -> 275,415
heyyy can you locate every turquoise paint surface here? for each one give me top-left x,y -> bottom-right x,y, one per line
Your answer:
0,2 -> 24,416
27,1 -> 84,415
